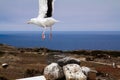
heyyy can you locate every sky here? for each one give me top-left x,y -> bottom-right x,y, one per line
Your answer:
0,0 -> 120,31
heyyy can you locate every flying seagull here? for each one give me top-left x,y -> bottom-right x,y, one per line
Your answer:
28,0 -> 58,40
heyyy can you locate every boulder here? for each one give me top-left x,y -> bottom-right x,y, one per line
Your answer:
44,63 -> 64,80
63,64 -> 87,80
57,57 -> 80,67
81,66 -> 91,76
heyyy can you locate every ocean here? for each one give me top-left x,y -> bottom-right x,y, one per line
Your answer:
0,31 -> 120,51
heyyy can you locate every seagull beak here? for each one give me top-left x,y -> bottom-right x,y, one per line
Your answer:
27,21 -> 31,24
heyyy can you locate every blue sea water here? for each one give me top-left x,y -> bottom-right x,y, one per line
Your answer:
0,31 -> 120,51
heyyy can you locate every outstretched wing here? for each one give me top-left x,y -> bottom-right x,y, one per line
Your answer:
38,0 -> 48,18
45,0 -> 55,18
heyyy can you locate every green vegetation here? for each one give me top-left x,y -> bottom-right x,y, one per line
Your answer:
66,50 -> 120,57
0,75 -> 8,80
0,51 -> 6,57
24,69 -> 42,77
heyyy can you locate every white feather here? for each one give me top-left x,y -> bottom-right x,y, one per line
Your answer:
38,0 -> 48,18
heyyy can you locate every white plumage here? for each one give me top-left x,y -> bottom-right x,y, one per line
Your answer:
28,0 -> 58,40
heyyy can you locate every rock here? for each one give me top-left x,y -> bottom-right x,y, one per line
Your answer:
16,76 -> 46,80
57,57 -> 80,67
81,66 -> 91,76
44,63 -> 64,80
112,62 -> 117,68
63,64 -> 87,80
2,63 -> 9,69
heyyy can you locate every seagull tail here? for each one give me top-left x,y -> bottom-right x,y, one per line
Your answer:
55,20 -> 59,22
51,17 -> 59,23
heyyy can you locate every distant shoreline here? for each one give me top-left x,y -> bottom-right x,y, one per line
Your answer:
0,43 -> 120,57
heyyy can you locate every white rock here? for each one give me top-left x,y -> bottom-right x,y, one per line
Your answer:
57,57 -> 81,67
81,66 -> 91,76
2,63 -> 9,69
16,76 -> 46,80
44,63 -> 64,80
63,64 -> 87,80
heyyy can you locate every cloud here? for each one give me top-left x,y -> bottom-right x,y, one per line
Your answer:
0,0 -> 120,31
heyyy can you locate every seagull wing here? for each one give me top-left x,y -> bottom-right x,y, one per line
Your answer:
45,0 -> 55,17
38,0 -> 48,18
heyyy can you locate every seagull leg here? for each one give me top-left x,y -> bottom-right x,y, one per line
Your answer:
49,26 -> 52,39
42,27 -> 46,40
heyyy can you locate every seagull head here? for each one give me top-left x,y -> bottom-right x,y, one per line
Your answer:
27,18 -> 36,24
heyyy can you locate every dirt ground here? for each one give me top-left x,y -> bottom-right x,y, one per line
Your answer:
0,44 -> 120,80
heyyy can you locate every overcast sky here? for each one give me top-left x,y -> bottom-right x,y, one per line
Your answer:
0,0 -> 120,31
